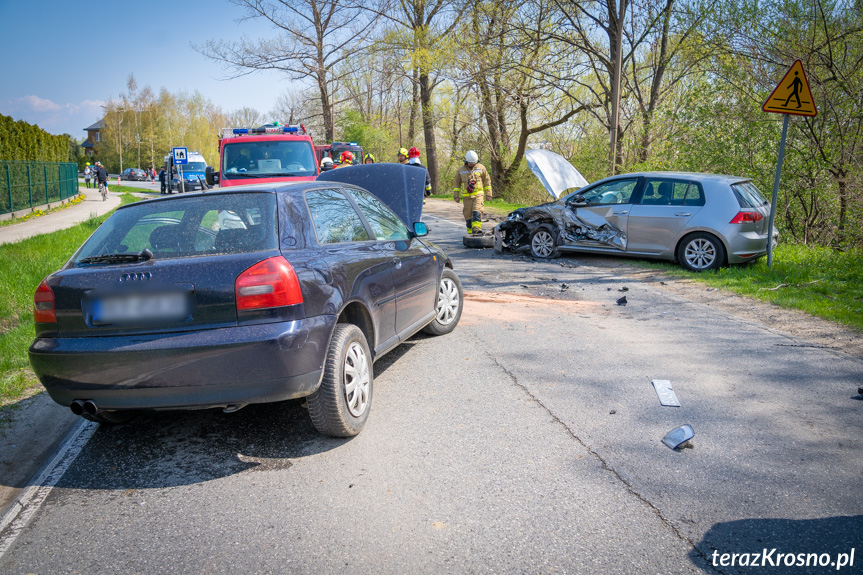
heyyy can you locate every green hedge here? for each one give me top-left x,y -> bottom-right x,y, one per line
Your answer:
0,161 -> 79,214
0,114 -> 75,162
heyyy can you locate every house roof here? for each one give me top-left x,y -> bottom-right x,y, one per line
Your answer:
84,119 -> 105,131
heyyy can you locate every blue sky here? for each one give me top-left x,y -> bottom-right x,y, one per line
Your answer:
0,0 -> 299,138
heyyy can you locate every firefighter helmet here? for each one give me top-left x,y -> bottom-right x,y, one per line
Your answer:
465,150 -> 479,163
408,146 -> 421,158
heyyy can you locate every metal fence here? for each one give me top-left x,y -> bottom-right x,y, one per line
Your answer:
0,161 -> 80,215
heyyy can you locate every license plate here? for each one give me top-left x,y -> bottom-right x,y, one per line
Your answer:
92,292 -> 190,325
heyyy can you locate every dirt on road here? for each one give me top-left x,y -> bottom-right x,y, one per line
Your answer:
424,198 -> 863,361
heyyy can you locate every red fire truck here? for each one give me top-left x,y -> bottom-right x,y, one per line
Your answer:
205,123 -> 319,188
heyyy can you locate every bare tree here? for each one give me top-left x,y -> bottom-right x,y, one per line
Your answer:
371,0 -> 468,193
198,0 -> 379,141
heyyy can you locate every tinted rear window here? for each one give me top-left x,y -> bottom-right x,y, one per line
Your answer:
73,193 -> 278,263
731,181 -> 768,208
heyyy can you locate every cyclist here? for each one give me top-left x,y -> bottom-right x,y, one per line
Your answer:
95,162 -> 109,201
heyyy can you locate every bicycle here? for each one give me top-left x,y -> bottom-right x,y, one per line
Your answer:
98,180 -> 108,201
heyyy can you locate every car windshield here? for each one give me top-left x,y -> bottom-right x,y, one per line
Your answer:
223,141 -> 317,178
178,161 -> 207,172
72,192 -> 279,264
731,181 -> 769,207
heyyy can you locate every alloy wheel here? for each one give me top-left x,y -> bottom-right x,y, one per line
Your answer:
684,238 -> 716,270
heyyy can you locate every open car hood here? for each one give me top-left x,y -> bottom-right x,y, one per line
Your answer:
524,149 -> 589,200
317,164 -> 425,226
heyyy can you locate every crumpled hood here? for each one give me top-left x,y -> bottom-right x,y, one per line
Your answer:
524,149 -> 589,199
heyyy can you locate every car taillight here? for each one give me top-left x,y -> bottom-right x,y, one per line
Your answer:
33,279 -> 56,323
235,256 -> 303,311
729,211 -> 764,223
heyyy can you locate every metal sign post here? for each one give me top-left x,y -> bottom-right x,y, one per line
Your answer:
767,115 -> 789,268
761,60 -> 817,269
172,147 -> 188,194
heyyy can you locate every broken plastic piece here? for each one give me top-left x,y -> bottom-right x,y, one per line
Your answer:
652,379 -> 681,407
662,424 -> 695,450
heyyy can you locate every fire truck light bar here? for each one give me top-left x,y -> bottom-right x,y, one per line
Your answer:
232,125 -> 301,135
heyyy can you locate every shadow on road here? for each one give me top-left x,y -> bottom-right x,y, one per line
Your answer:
52,339 -> 425,492
690,515 -> 863,574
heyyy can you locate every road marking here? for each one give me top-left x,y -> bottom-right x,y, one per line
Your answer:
422,214 -> 463,227
0,419 -> 97,558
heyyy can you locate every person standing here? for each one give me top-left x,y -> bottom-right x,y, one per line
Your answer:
453,150 -> 492,235
83,163 -> 92,188
158,167 -> 167,194
407,146 -> 432,198
337,151 -> 355,167
363,153 -> 375,164
397,148 -> 408,164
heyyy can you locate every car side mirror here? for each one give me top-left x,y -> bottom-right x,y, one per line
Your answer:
205,166 -> 218,186
412,222 -> 429,237
566,194 -> 586,207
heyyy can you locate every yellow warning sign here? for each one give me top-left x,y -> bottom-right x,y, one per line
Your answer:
762,60 -> 817,117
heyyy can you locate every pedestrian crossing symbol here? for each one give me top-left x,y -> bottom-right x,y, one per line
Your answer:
762,60 -> 817,117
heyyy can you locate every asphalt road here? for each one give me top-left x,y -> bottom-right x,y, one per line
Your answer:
1,201 -> 861,574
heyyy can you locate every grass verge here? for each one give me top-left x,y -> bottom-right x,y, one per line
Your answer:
0,193 -> 143,407
635,245 -> 863,331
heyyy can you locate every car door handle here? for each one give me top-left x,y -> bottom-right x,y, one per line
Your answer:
675,212 -> 691,217
612,210 -> 629,215
392,258 -> 402,270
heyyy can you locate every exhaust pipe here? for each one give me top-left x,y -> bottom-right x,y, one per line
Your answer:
70,399 -> 85,415
83,400 -> 100,416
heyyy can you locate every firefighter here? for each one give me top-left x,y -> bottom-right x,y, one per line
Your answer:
407,146 -> 432,197
364,153 -> 376,164
397,148 -> 408,164
453,150 -> 492,235
320,156 -> 334,171
337,151 -> 354,167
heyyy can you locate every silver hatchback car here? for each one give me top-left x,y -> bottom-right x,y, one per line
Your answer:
495,151 -> 778,272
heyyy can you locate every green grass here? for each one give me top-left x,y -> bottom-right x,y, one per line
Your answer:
0,193 -> 143,406
635,244 -> 863,331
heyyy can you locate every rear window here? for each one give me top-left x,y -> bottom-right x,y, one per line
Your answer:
731,181 -> 768,208
73,193 -> 278,263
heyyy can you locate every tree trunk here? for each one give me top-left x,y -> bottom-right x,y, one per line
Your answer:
419,72 -> 438,194
408,67 -> 419,144
318,72 -> 334,142
478,74 -> 505,190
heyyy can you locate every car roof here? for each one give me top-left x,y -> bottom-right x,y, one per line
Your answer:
601,172 -> 752,185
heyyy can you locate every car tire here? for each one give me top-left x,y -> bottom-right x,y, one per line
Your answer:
422,268 -> 463,336
529,226 -> 559,259
308,324 -> 373,437
677,232 -> 725,272
82,410 -> 136,424
462,234 -> 494,249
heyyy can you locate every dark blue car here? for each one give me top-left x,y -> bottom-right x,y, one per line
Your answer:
29,165 -> 463,437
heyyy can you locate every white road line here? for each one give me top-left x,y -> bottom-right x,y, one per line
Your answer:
0,419 -> 97,558
422,214 -> 463,227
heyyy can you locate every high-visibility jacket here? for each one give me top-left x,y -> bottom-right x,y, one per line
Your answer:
453,163 -> 492,200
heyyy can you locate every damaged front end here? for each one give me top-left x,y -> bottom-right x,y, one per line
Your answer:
494,149 -> 627,256
495,201 -> 627,254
